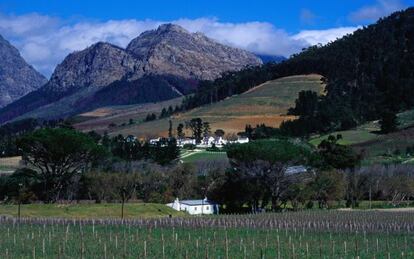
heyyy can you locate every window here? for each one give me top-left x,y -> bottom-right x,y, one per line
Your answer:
206,206 -> 209,210
194,207 -> 197,211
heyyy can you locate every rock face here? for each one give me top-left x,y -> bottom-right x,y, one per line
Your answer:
0,24 -> 262,123
0,35 -> 47,108
45,42 -> 142,95
127,24 -> 262,80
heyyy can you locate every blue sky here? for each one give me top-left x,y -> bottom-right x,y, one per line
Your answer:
0,0 -> 411,76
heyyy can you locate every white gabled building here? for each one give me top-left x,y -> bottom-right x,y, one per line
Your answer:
167,198 -> 219,215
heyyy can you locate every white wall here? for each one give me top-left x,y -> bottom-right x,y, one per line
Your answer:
181,204 -> 217,215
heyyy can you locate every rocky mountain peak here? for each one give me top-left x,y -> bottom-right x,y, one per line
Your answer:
127,23 -> 262,80
0,34 -> 47,108
46,42 -> 142,93
157,23 -> 189,34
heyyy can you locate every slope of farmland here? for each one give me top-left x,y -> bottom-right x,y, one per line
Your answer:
79,74 -> 324,138
73,97 -> 184,134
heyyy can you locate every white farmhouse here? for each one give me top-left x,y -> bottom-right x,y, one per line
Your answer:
167,198 -> 219,215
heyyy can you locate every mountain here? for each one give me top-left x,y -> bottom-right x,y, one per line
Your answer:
0,24 -> 261,124
256,54 -> 287,64
127,24 -> 262,80
0,35 -> 47,108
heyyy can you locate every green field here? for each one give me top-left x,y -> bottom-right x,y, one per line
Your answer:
180,150 -> 228,163
76,74 -> 324,138
0,211 -> 413,258
309,121 -> 379,146
0,203 -> 184,219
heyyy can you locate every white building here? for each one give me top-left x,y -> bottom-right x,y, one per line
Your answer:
166,198 -> 219,215
177,138 -> 197,147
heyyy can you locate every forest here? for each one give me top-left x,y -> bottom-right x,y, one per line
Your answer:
181,8 -> 414,136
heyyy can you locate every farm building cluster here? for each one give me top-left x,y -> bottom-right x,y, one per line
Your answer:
150,136 -> 249,148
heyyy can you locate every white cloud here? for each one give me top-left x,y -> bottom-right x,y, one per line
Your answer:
292,27 -> 361,46
0,13 -> 361,78
349,0 -> 405,23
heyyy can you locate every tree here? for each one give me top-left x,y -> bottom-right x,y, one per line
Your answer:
311,170 -> 345,208
317,135 -> 361,170
186,118 -> 203,144
17,128 -> 106,203
202,122 -> 211,139
145,113 -> 156,122
214,129 -> 225,138
379,110 -> 398,133
288,90 -> 319,118
160,108 -> 168,118
168,120 -> 173,138
112,173 -> 139,219
226,139 -> 314,211
169,164 -> 197,199
177,123 -> 185,140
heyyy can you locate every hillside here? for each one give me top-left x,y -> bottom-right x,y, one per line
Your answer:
73,97 -> 184,133
74,74 -> 324,137
310,109 -> 414,164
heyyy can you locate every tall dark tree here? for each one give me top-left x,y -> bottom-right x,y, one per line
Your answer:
379,110 -> 399,134
202,122 -> 211,139
177,123 -> 185,140
168,120 -> 173,138
186,118 -> 203,144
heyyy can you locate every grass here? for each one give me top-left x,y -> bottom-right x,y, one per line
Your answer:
0,203 -> 184,219
180,150 -> 228,163
309,121 -> 379,146
76,74 -> 324,138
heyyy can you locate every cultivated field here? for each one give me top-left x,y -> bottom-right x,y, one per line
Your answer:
73,97 -> 183,134
0,210 -> 412,258
74,74 -> 324,138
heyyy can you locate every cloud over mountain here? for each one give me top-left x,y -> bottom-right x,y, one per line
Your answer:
0,13 -> 360,77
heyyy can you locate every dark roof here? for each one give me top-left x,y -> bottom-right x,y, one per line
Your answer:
180,199 -> 217,206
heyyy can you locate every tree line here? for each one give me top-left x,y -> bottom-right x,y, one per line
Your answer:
2,130 -> 413,212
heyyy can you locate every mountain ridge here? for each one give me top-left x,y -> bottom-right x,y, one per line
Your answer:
0,24 -> 261,124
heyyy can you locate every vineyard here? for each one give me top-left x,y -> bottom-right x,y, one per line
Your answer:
1,210 -> 413,258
